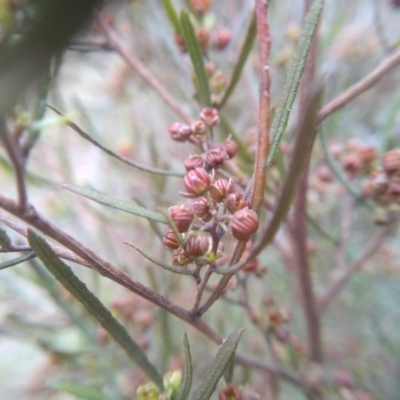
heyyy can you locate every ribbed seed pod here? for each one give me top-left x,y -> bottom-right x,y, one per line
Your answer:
383,148 -> 400,176
224,193 -> 249,213
184,155 -> 205,171
168,204 -> 194,233
230,207 -> 259,241
163,230 -> 180,249
199,107 -> 220,127
183,167 -> 211,197
209,178 -> 235,202
184,235 -> 209,258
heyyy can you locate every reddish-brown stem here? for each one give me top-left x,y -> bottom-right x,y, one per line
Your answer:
290,1 -> 322,364
197,0 -> 271,316
319,45 -> 400,122
250,0 -> 271,212
96,12 -> 192,125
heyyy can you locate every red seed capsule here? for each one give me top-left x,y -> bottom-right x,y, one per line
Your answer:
183,167 -> 211,197
168,204 -> 194,233
209,178 -> 235,202
230,207 -> 259,241
185,235 -> 209,257
163,230 -> 180,249
224,193 -> 249,213
184,155 -> 205,171
199,107 -> 220,127
383,148 -> 400,176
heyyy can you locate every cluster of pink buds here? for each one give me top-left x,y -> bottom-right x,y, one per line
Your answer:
163,107 -> 260,269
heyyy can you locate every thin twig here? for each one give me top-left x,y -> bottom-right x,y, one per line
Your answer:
0,119 -> 28,212
0,211 -> 91,267
190,266 -> 213,315
96,12 -> 192,125
318,224 -> 395,314
319,46 -> 400,121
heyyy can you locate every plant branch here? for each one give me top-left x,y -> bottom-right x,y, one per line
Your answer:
318,223 -> 395,314
0,119 -> 28,212
250,0 -> 271,212
319,46 -> 400,121
96,12 -> 192,125
290,0 -> 322,363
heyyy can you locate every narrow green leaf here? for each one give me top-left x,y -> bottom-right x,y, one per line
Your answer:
180,11 -> 211,107
223,353 -> 235,384
0,227 -> 11,250
63,184 -> 167,224
178,333 -> 193,400
48,105 -> 184,177
124,242 -> 195,276
162,0 -> 182,36
54,381 -> 119,400
28,230 -> 164,390
0,252 -> 36,270
268,0 -> 324,165
219,12 -> 257,108
190,330 -> 243,400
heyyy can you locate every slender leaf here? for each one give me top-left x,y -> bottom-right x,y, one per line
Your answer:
223,353 -> 236,384
63,184 -> 167,224
162,0 -> 182,36
268,0 -> 324,165
178,333 -> 193,400
180,11 -> 211,107
0,252 -> 36,270
190,330 -> 243,400
30,259 -> 94,339
28,230 -> 164,390
219,12 -> 257,108
124,242 -> 195,276
0,227 -> 11,250
54,381 -> 118,400
48,105 -> 183,177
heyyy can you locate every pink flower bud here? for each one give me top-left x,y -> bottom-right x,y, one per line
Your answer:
168,122 -> 192,141
191,197 -> 210,217
163,230 -> 180,249
168,204 -> 194,233
183,167 -> 211,197
224,193 -> 249,213
209,178 -> 235,202
199,107 -> 220,127
185,235 -> 210,257
212,27 -> 231,50
184,155 -> 205,171
206,147 -> 226,169
191,120 -> 207,138
230,207 -> 259,241
222,138 -> 238,159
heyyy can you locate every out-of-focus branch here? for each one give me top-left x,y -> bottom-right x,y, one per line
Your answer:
291,0 -> 322,364
0,120 -> 28,212
96,12 -> 192,125
318,224 -> 395,314
0,211 -> 90,267
319,46 -> 400,121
